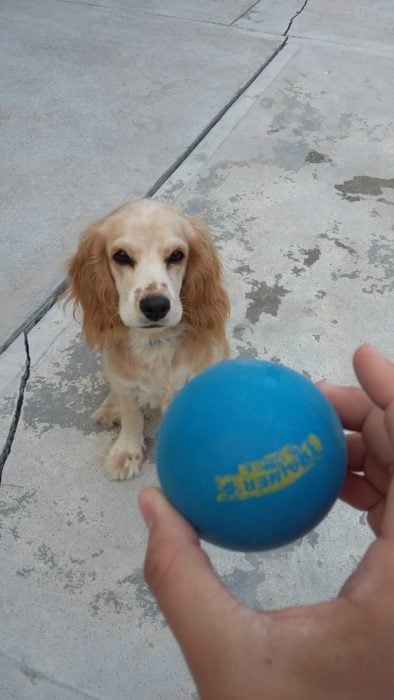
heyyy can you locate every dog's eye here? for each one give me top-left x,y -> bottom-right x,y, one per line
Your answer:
113,249 -> 134,266
167,249 -> 185,264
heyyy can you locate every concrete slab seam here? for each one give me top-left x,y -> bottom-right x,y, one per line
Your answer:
104,6 -> 230,28
289,33 -> 394,57
145,36 -> 288,199
0,332 -> 31,482
0,280 -> 68,357
55,0 -> 117,14
231,0 -> 263,26
55,0 -> 230,28
0,35 -> 288,362
158,40 -> 300,201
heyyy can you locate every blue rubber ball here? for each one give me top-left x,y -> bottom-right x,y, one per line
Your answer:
156,359 -> 347,551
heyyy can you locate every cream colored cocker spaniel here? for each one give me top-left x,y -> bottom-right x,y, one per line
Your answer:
66,199 -> 230,479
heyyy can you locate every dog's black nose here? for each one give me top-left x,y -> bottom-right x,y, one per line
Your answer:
140,295 -> 171,322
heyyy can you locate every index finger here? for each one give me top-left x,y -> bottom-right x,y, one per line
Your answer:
317,381 -> 372,432
353,345 -> 394,451
354,345 -> 394,412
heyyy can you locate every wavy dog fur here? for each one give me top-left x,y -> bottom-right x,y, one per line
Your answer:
66,199 -> 230,479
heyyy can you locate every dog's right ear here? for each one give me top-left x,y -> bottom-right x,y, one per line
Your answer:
65,224 -> 123,348
181,216 -> 230,343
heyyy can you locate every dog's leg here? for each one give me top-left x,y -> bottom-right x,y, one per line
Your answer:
103,391 -> 144,480
92,392 -> 121,427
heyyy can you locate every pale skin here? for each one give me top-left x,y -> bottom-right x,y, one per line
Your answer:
139,345 -> 394,700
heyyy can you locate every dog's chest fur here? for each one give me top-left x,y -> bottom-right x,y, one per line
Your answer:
105,329 -> 193,410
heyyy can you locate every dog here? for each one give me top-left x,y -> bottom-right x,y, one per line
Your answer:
66,198 -> 230,479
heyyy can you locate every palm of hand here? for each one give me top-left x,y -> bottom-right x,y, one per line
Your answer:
141,347 -> 394,700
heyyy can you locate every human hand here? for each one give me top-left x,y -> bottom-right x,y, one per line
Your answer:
139,345 -> 394,700
319,344 -> 394,535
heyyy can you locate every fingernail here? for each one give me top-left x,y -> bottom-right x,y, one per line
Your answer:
139,492 -> 155,530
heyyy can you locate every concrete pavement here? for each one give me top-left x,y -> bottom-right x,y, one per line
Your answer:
1,1 -> 393,698
1,0 -> 282,351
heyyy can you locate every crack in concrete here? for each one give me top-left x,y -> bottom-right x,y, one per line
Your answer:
0,333 -> 31,482
0,30 -> 296,478
0,650 -> 100,698
0,0 -> 310,361
0,18 -> 298,479
0,34 -> 290,359
284,0 -> 310,35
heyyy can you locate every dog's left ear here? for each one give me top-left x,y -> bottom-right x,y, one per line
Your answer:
181,217 -> 230,341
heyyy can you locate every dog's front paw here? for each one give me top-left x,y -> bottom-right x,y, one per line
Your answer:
93,395 -> 121,427
103,443 -> 144,480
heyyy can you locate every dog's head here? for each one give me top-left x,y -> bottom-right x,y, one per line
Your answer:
66,199 -> 229,348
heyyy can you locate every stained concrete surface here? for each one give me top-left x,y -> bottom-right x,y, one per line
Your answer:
1,1 -> 394,699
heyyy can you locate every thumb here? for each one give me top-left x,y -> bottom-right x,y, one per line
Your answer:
139,487 -> 243,665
